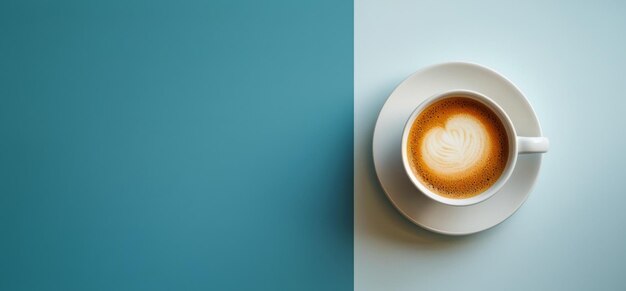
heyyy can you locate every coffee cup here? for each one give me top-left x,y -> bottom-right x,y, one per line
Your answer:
401,90 -> 549,206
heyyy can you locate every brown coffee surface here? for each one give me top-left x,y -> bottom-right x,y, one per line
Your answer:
407,97 -> 509,199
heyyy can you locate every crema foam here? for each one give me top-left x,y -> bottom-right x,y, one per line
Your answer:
407,97 -> 509,199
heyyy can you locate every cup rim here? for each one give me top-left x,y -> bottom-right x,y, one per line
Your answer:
401,89 -> 518,207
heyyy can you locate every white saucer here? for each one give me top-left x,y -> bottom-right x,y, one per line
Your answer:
373,62 -> 544,235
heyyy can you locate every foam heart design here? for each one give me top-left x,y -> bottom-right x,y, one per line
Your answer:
421,114 -> 490,177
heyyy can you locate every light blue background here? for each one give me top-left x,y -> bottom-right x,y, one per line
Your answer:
355,0 -> 626,290
1,0 -> 353,290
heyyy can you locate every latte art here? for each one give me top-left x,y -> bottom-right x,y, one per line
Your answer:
421,115 -> 489,176
406,97 -> 509,199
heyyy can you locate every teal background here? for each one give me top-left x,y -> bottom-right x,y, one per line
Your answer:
1,1 -> 353,290
355,0 -> 626,290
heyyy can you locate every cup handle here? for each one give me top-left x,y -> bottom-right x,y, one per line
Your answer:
517,136 -> 549,154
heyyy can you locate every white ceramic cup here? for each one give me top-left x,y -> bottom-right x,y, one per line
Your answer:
401,90 -> 549,206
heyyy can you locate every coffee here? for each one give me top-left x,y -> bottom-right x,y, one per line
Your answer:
406,97 -> 509,199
